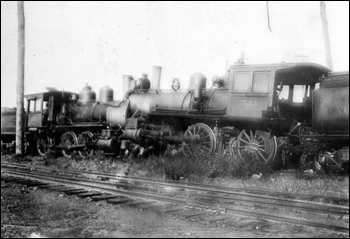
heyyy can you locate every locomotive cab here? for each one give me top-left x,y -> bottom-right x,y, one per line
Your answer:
25,91 -> 75,129
26,94 -> 46,128
274,63 -> 330,123
226,62 -> 330,124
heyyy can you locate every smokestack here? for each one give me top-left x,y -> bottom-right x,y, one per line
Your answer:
122,75 -> 133,96
152,66 -> 162,91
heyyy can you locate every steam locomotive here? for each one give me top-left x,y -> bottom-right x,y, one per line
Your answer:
1,62 -> 349,172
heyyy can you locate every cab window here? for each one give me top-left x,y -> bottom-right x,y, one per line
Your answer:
278,85 -> 311,103
29,100 -> 35,113
293,85 -> 304,103
232,72 -> 250,91
27,97 -> 43,113
35,98 -> 42,112
278,86 -> 289,100
252,72 -> 270,92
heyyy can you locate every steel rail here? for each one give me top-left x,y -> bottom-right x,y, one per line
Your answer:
1,168 -> 349,233
2,161 -> 348,204
1,162 -> 349,214
1,162 -> 349,217
190,193 -> 348,215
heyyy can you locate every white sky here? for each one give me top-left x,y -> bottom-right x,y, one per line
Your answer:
1,1 -> 349,107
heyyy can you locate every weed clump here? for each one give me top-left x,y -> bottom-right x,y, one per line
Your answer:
139,153 -> 212,181
229,152 -> 274,178
42,149 -> 274,181
139,150 -> 274,181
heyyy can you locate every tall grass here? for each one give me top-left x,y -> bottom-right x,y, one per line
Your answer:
127,151 -> 274,181
38,151 -> 349,198
44,151 -> 273,180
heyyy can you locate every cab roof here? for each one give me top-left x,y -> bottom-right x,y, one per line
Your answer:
229,62 -> 331,85
25,91 -> 76,101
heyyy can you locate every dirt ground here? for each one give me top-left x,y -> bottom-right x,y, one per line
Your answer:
1,180 -> 348,238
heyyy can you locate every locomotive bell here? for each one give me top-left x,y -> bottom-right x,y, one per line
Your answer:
135,73 -> 151,92
78,84 -> 96,103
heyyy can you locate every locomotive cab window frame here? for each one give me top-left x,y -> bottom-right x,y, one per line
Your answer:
227,69 -> 273,118
27,97 -> 43,113
231,71 -> 271,93
28,99 -> 35,113
277,84 -> 313,103
232,72 -> 251,92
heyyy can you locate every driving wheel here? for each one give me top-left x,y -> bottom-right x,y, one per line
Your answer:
77,131 -> 95,157
236,130 -> 277,164
61,131 -> 78,158
36,135 -> 52,156
182,123 -> 216,156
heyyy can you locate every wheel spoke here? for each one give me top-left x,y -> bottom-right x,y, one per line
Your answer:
257,150 -> 268,162
202,135 -> 211,141
197,128 -> 203,135
78,131 -> 94,157
257,147 -> 268,153
61,131 -> 78,158
256,137 -> 264,144
243,131 -> 250,141
250,131 -> 254,141
239,138 -> 250,145
236,130 -> 277,164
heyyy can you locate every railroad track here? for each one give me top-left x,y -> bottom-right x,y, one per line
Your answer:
2,161 -> 349,205
1,162 -> 349,233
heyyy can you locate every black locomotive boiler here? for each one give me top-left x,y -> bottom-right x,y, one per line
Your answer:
1,63 -> 348,172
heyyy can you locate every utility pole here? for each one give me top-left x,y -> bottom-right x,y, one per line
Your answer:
320,1 -> 333,71
16,1 -> 25,155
